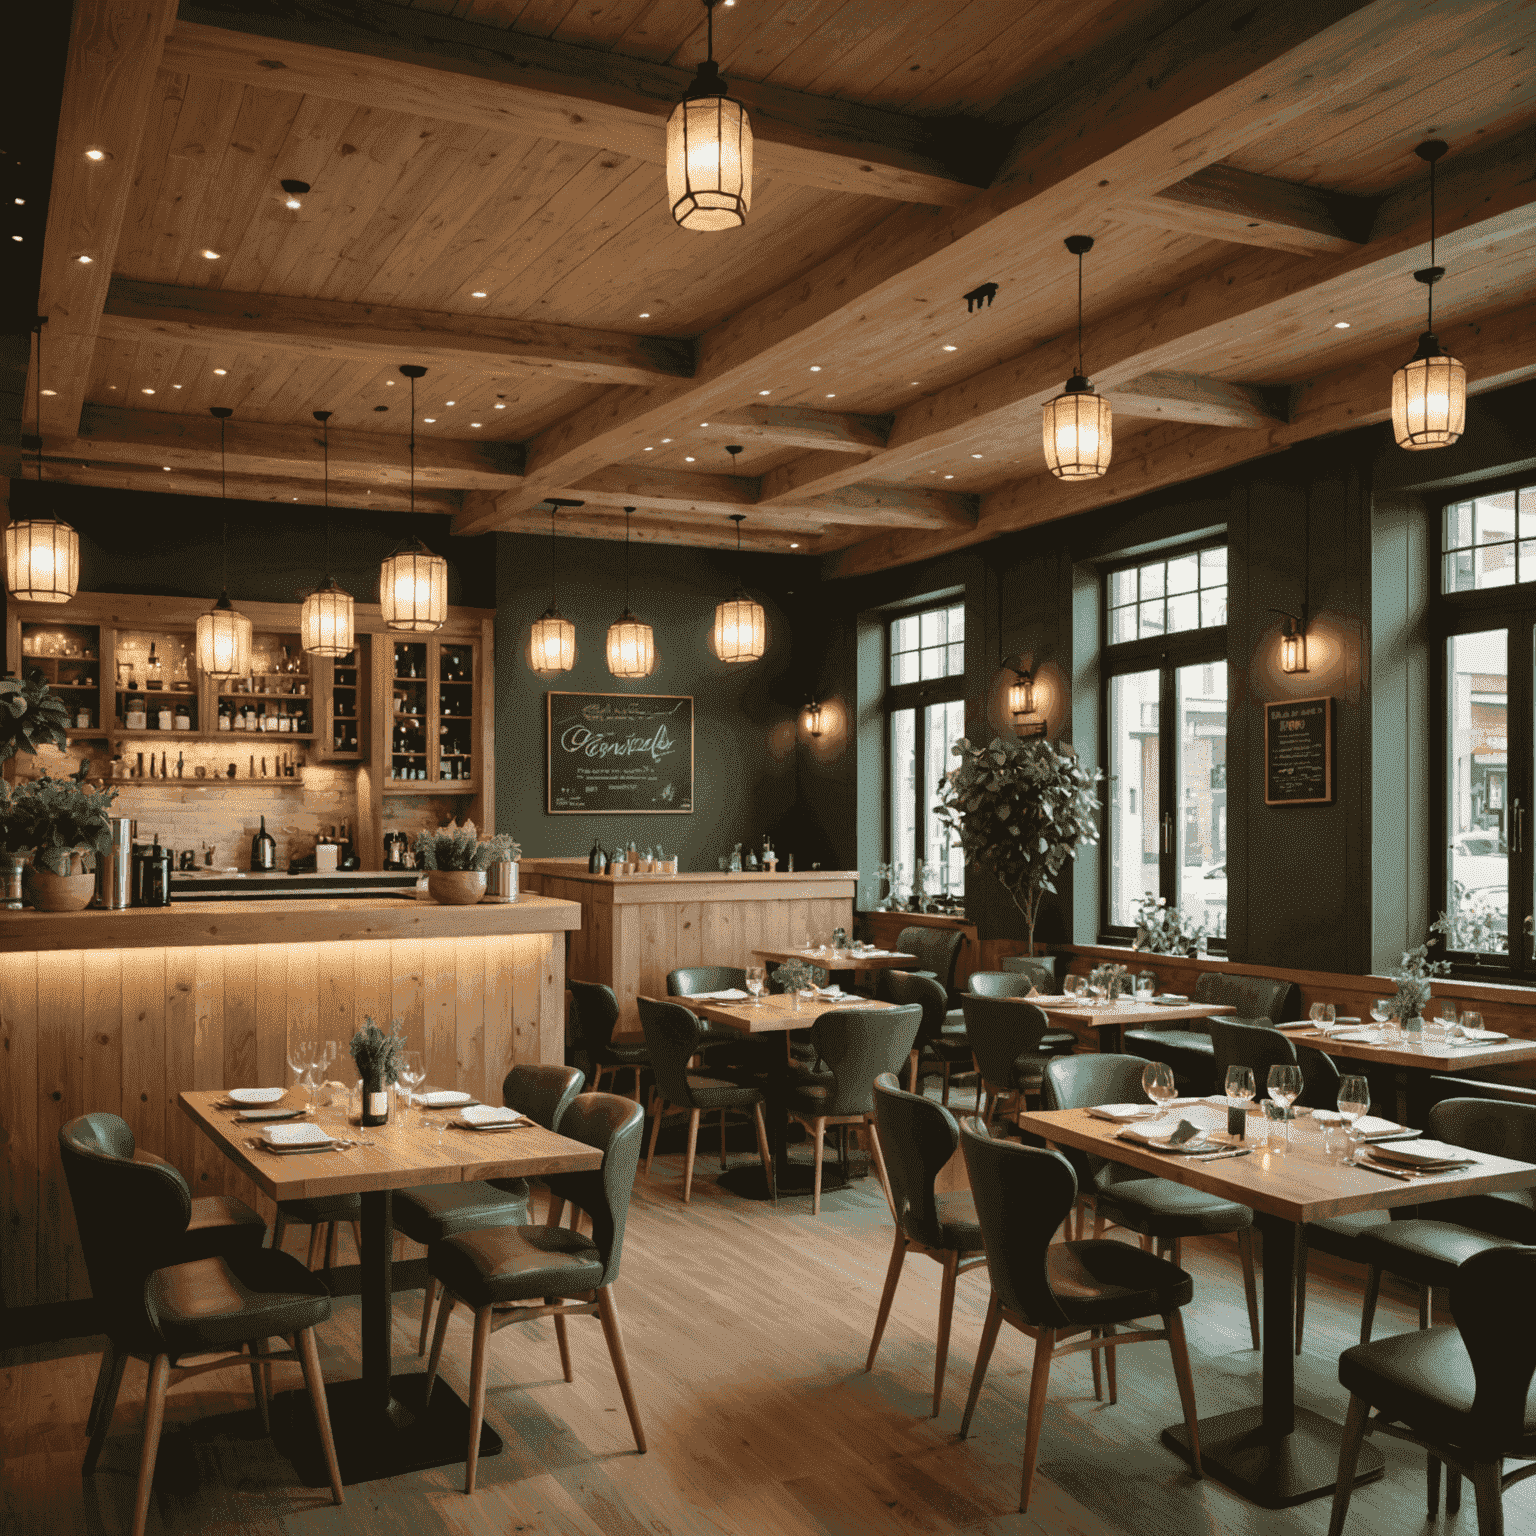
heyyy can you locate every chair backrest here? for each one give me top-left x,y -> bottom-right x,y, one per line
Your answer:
876,969 -> 947,1050
502,1062 -> 585,1131
963,994 -> 1049,1088
1451,1246 -> 1536,1448
58,1112 -> 193,1341
896,926 -> 965,997
959,1115 -> 1078,1328
1295,1042 -> 1341,1110
569,979 -> 622,1060
635,995 -> 708,1109
809,1006 -> 924,1117
872,1072 -> 959,1249
1417,1098 -> 1536,1241
1207,1017 -> 1297,1095
667,965 -> 746,997
1427,1075 -> 1536,1110
1000,955 -> 1057,990
966,970 -> 1034,999
539,1092 -> 646,1287
1042,1053 -> 1154,1187
1193,970 -> 1300,1023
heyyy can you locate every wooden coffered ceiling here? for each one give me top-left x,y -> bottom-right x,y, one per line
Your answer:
20,0 -> 1536,573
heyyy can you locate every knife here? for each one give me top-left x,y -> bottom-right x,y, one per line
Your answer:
1192,1148 -> 1251,1163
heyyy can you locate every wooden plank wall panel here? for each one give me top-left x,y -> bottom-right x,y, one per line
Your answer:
4,933 -> 566,1307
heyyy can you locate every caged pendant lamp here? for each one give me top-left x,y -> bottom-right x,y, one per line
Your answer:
1392,140 -> 1466,450
1042,236 -> 1112,480
529,500 -> 579,674
711,498 -> 766,663
299,410 -> 356,657
6,317 -> 80,603
667,0 -> 752,231
606,508 -> 657,679
379,365 -> 448,631
196,408 -> 253,679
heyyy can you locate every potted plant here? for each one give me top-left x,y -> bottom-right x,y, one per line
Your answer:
2,762 -> 117,911
349,1016 -> 406,1126
1132,893 -> 1209,956
1,669 -> 70,763
413,823 -> 521,905
935,734 -> 1102,956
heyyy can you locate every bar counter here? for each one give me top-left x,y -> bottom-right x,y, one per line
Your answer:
0,892 -> 581,1310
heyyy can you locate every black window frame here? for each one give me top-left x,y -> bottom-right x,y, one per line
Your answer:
1098,538 -> 1229,947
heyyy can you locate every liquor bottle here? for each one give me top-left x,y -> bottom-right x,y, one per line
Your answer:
218,700 -> 232,731
147,643 -> 163,690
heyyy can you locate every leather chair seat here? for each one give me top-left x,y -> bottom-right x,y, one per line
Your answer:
1357,1219 -> 1530,1288
432,1223 -> 605,1309
933,1190 -> 983,1251
1412,1189 -> 1536,1244
394,1181 -> 532,1245
1047,1239 -> 1194,1326
276,1191 -> 362,1225
1305,1208 -> 1390,1259
685,1073 -> 766,1111
177,1195 -> 268,1261
1339,1325 -> 1536,1454
1096,1173 -> 1255,1238
148,1250 -> 332,1356
946,1008 -> 1072,1056
604,1041 -> 651,1067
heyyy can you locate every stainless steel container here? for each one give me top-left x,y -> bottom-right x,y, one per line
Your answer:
484,860 -> 518,904
96,817 -> 135,909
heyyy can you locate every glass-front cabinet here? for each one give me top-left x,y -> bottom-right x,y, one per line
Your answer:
318,642 -> 367,760
385,637 -> 479,789
115,628 -> 200,736
212,633 -> 312,737
18,621 -> 104,735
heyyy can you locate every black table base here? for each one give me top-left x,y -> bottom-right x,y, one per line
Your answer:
716,1144 -> 872,1201
271,1371 -> 500,1486
1161,1405 -> 1384,1508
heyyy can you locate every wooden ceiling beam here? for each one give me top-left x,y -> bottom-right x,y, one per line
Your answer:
53,405 -> 522,488
830,295 -> 1536,578
30,0 -> 181,436
1106,373 -> 1291,429
98,279 -> 694,386
1117,164 -> 1378,255
694,406 -> 891,454
165,5 -> 991,206
456,0 -> 1488,535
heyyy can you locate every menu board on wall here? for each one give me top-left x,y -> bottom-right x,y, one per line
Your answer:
546,692 -> 694,814
1264,696 -> 1333,806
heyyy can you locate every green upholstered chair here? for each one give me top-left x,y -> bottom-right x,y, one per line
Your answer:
965,970 -> 1074,1055
59,1114 -> 343,1536
956,1116 -> 1202,1514
571,979 -> 649,1100
961,993 -> 1056,1130
667,965 -> 782,1069
422,1092 -> 649,1493
879,968 -> 972,1103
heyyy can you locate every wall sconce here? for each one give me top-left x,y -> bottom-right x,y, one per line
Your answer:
1273,608 -> 1309,674
1008,667 -> 1046,737
804,700 -> 824,738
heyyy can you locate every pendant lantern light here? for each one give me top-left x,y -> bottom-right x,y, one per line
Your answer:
379,365 -> 448,631
667,0 -> 752,231
1042,235 -> 1112,481
529,499 -> 579,674
606,508 -> 657,679
300,410 -> 356,657
196,408 -> 254,679
1392,140 -> 1466,451
711,501 -> 766,663
5,317 -> 80,603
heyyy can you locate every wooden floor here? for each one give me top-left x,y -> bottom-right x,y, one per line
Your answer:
5,1098 -> 1533,1536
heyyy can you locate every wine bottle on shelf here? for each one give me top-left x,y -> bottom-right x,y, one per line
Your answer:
252,816 -> 276,871
147,643 -> 163,690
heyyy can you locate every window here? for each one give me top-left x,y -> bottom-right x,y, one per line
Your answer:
886,600 -> 966,901
1101,545 -> 1228,943
1434,479 -> 1536,973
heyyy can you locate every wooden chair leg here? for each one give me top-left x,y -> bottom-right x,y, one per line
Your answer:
1360,1265 -> 1383,1345
1165,1310 -> 1201,1477
305,1223 -> 325,1271
932,1249 -> 960,1418
941,1061 -> 952,1106
83,1345 -> 127,1474
1447,1465 -> 1463,1514
1295,1227 -> 1310,1356
596,1285 -> 647,1454
811,1117 -> 826,1216
750,1102 -> 774,1199
644,1099 -> 665,1177
1428,1454 -> 1442,1516
249,1336 -> 271,1434
552,1297 -> 574,1382
349,1221 -> 363,1261
1238,1227 -> 1261,1350
423,1291 -> 456,1403
1470,1461 -> 1504,1536
631,1065 -> 643,1104
682,1108 -> 700,1204
295,1327 -> 344,1505
1092,1209 -> 1107,1240
130,1354 -> 171,1536
1419,1284 -> 1431,1330
908,1049 -> 919,1094
1105,1326 -> 1118,1405
546,1195 -> 566,1230
1090,1327 -> 1103,1401
464,1306 -> 494,1495
1018,1329 -> 1056,1513
325,1221 -> 340,1270
865,1231 -> 908,1373
959,1290 -> 1004,1438
719,1108 -> 728,1171
417,1274 -> 438,1357
1326,1393 -> 1372,1536
865,1119 -> 895,1220
271,1211 -> 288,1256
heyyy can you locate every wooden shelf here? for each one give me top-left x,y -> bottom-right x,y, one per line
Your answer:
112,776 -> 308,789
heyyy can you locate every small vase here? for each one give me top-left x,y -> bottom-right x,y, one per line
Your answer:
1404,1015 -> 1424,1036
361,1072 -> 391,1127
25,867 -> 98,912
427,870 -> 487,905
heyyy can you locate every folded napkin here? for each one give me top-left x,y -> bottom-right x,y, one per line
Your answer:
691,988 -> 751,1002
1312,1111 -> 1414,1140
1086,1103 -> 1158,1122
1454,1027 -> 1510,1043
262,1122 -> 336,1149
1149,994 -> 1190,1006
416,1090 -> 476,1108
457,1104 -> 529,1129
1115,1119 -> 1215,1154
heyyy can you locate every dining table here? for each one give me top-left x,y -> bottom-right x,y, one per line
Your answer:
753,945 -> 919,989
677,989 -> 897,1199
180,1088 -> 600,1484
1017,1100 -> 1536,1509
1018,995 -> 1237,1054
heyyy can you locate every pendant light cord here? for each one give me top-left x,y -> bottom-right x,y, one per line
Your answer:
623,506 -> 634,610
1427,153 -> 1438,332
408,373 -> 417,514
549,506 -> 558,608
33,317 -> 44,485
706,0 -> 715,62
220,415 -> 226,502
1076,249 -> 1084,377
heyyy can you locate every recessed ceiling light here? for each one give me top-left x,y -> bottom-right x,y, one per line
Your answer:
85,149 -> 105,161
163,466 -> 171,471
639,312 -> 650,318
826,393 -> 835,398
790,542 -> 798,548
202,249 -> 220,259
213,368 -> 227,375
700,421 -> 709,427
971,453 -> 983,459
445,400 -> 455,406
292,497 -> 298,501
385,379 -> 394,386
423,417 -> 436,423
109,385 -> 116,389
661,437 -> 672,443
684,456 -> 696,462
758,389 -> 771,395
1334,320 -> 1351,329
809,366 -> 822,372
471,291 -> 487,298
644,446 -> 653,451
910,381 -> 920,386
41,389 -> 56,396
10,235 -> 20,243
76,254 -> 92,263
13,198 -> 22,205
471,422 -> 481,428
285,198 -> 302,210
942,345 -> 957,352
172,383 -> 181,389
493,402 -> 505,409
141,387 -> 155,394
944,474 -> 954,479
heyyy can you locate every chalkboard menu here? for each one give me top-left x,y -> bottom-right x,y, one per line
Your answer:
1264,696 -> 1333,806
547,692 -> 694,815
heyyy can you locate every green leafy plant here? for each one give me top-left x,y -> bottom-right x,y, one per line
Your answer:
0,669 -> 70,762
772,959 -> 826,992
1431,884 -> 1507,958
1132,893 -> 1208,956
349,1016 -> 406,1087
1,762 -> 117,874
935,735 -> 1102,955
413,823 -> 522,871
1386,942 -> 1450,1021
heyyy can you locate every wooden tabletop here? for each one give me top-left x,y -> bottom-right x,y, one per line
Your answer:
753,947 -> 918,969
676,991 -> 896,1035
1279,1026 -> 1536,1072
180,1089 -> 600,1201
1017,1104 -> 1536,1223
1026,998 -> 1237,1027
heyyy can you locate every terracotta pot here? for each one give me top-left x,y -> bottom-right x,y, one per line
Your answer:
26,868 -> 98,912
427,870 -> 487,906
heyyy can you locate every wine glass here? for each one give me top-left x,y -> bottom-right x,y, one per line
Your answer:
1141,1061 -> 1177,1113
1370,997 -> 1395,1039
1225,1064 -> 1256,1116
1267,1064 -> 1303,1148
1456,1008 -> 1482,1041
1338,1075 -> 1371,1152
1309,1002 -> 1336,1030
745,965 -> 767,1006
287,1039 -> 316,1106
397,1050 -> 425,1124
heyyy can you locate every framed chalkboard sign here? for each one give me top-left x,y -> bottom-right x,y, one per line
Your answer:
546,692 -> 694,815
1264,696 -> 1333,806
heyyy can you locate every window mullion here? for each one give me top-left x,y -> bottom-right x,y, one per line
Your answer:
1158,661 -> 1176,905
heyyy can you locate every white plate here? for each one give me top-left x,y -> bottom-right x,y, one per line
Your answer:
263,1121 -> 335,1147
1369,1138 -> 1475,1169
227,1087 -> 285,1105
417,1090 -> 474,1108
459,1104 -> 527,1128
